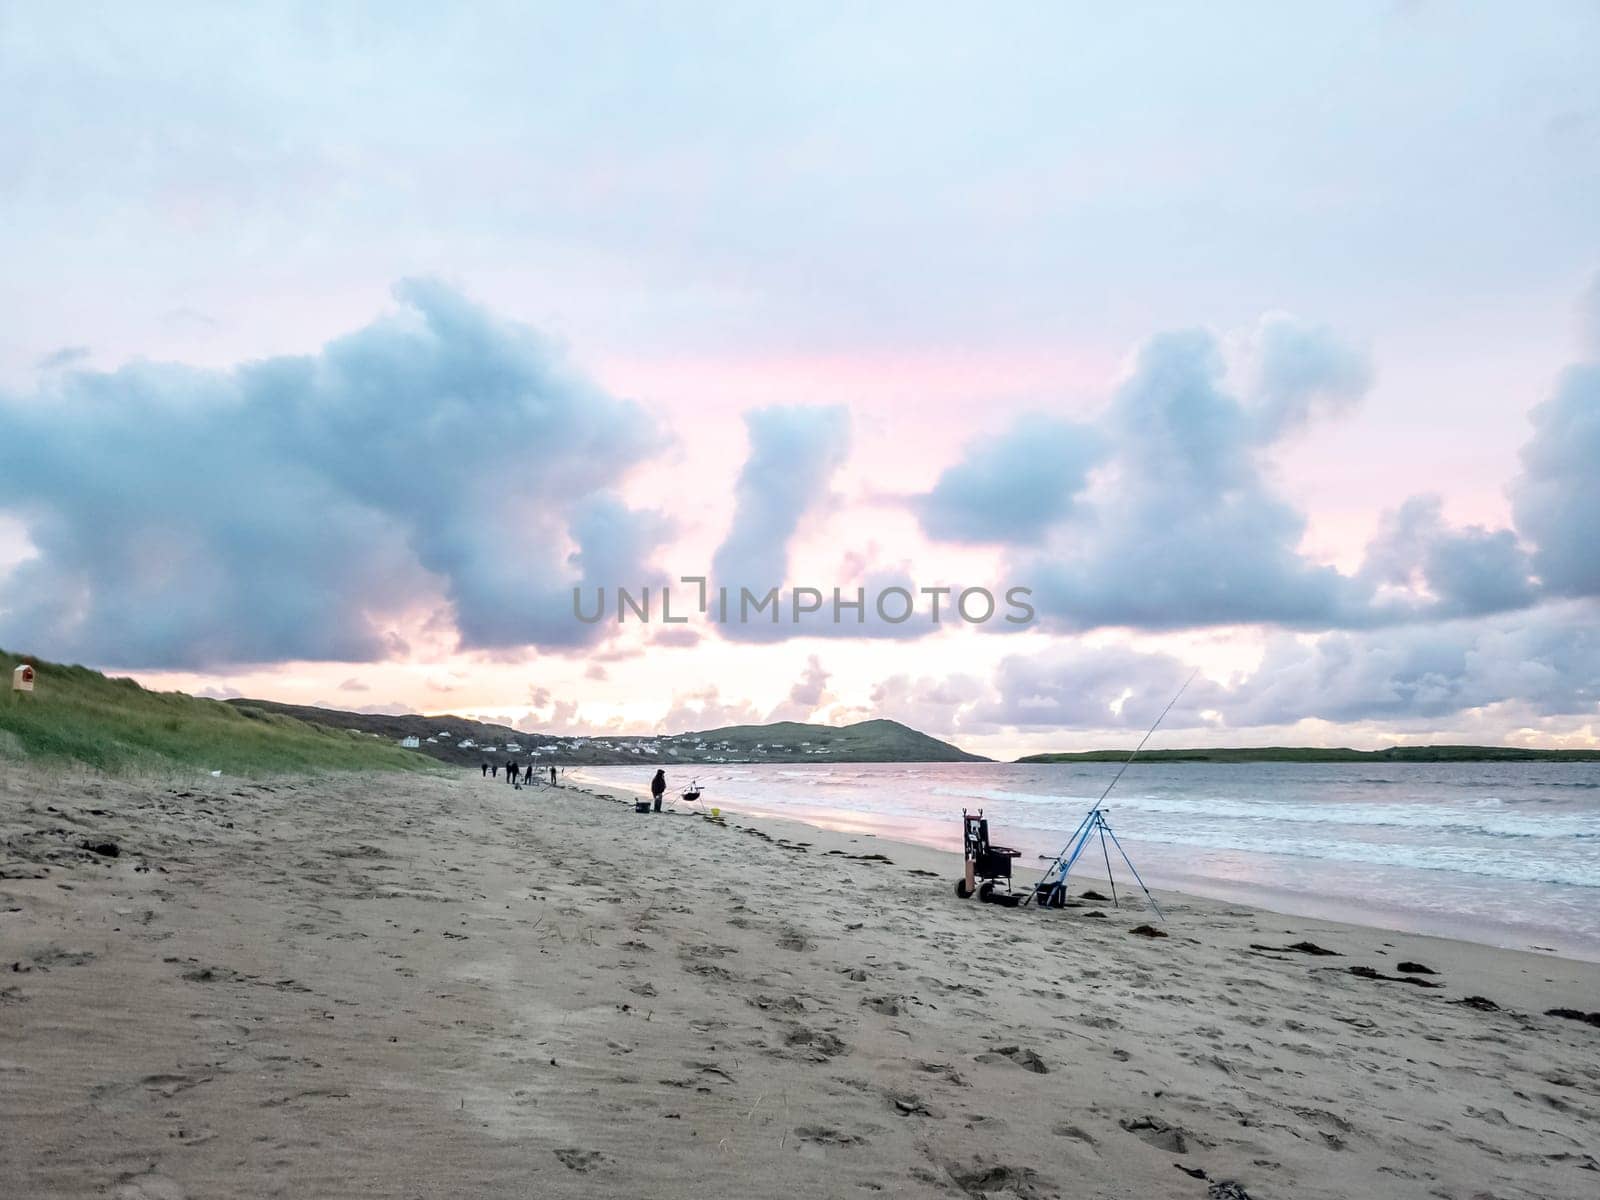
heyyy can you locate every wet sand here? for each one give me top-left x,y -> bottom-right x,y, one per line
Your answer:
2,764 -> 1597,1199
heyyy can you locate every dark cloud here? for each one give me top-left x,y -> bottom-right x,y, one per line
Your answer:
0,280 -> 667,668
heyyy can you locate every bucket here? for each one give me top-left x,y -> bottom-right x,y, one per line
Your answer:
634,801 -> 651,813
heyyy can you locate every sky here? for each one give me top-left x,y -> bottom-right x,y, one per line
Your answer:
1,2 -> 1598,758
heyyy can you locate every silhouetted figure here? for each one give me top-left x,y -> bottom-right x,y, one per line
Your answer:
481,762 -> 489,777
491,764 -> 498,778
523,763 -> 534,785
651,769 -> 666,812
549,765 -> 557,786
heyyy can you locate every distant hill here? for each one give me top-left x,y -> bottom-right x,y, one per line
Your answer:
1017,745 -> 1600,764
688,718 -> 988,762
228,701 -> 989,766
0,650 -> 436,775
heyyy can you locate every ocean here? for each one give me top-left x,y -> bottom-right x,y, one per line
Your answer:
573,760 -> 1600,961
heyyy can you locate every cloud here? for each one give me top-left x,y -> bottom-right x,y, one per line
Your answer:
918,416 -> 1106,544
0,280 -> 669,668
766,654 -> 833,722
658,685 -> 761,733
1510,304 -> 1600,600
1231,604 -> 1600,726
958,601 -> 1600,738
709,406 -> 945,643
711,563 -> 958,644
970,642 -> 1219,732
517,697 -> 591,734
1582,272 -> 1600,356
919,311 -> 1562,634
868,671 -> 987,736
711,404 -> 850,593
1244,314 -> 1373,441
653,627 -> 701,648
36,345 -> 90,370
354,701 -> 419,716
1360,496 -> 1536,619
1018,327 -> 1373,631
337,677 -> 370,692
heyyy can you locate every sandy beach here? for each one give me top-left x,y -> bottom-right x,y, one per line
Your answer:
3,764 -> 1598,1200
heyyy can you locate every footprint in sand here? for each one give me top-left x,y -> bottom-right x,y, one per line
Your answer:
914,1060 -> 969,1087
885,1090 -> 943,1118
974,1045 -> 1049,1074
1120,1115 -> 1208,1154
794,1125 -> 869,1147
1051,1123 -> 1098,1146
861,995 -> 909,1016
941,1158 -> 1048,1200
553,1148 -> 604,1172
784,1025 -> 848,1059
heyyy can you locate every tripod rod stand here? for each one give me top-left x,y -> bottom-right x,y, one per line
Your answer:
1044,806 -> 1163,919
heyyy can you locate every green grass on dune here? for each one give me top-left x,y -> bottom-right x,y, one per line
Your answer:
0,649 -> 437,776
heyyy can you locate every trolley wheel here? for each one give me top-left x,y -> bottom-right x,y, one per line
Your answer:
955,878 -> 973,899
978,881 -> 995,904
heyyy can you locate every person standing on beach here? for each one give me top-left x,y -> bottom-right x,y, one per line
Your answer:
523,763 -> 533,786
549,765 -> 557,786
650,768 -> 666,811
491,764 -> 497,778
481,762 -> 489,777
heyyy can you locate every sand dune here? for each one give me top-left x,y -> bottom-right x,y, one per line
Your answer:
2,765 -> 1597,1199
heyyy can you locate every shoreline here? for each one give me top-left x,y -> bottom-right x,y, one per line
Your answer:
567,767 -> 1600,965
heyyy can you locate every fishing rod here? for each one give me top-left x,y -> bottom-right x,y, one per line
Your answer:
1090,668 -> 1199,812
1026,669 -> 1199,910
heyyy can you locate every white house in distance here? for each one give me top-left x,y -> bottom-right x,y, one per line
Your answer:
399,735 -> 421,749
